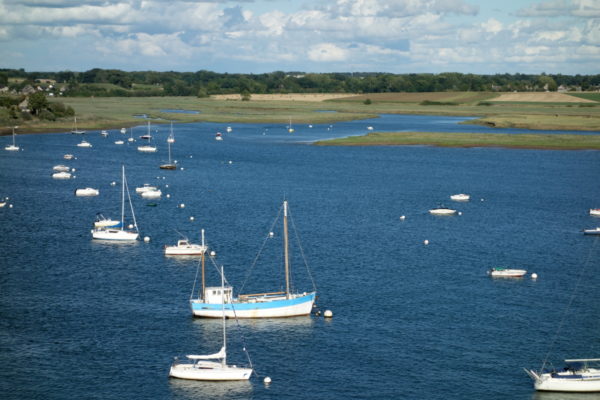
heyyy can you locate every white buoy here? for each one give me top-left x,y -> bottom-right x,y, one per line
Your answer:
269,232 -> 274,238
179,203 -> 185,208
324,310 -> 333,318
72,168 -> 76,172
110,181 -> 116,186
9,204 -> 13,208
165,184 -> 169,188
531,273 -> 538,279
210,250 -> 216,257
128,224 -> 134,229
180,167 -> 184,170
400,215 -> 406,220
228,160 -> 233,164
166,194 -> 170,198
163,176 -> 166,179
189,155 -> 193,158
481,198 -> 484,201
424,239 -> 429,245
458,212 -> 462,216
190,216 -> 195,221
144,236 -> 150,243
264,376 -> 272,384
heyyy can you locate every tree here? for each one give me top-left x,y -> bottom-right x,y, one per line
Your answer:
28,91 -> 48,115
241,89 -> 251,101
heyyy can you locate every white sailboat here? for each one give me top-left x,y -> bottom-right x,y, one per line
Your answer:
138,122 -> 157,152
287,117 -> 294,133
5,126 -> 19,151
91,165 -> 139,241
190,201 -> 317,318
160,139 -> 176,170
167,121 -> 175,143
71,117 -> 86,134
525,359 -> 600,392
170,266 -> 253,381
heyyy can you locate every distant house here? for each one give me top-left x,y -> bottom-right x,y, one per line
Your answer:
21,85 -> 36,95
557,85 -> 568,93
19,98 -> 29,112
35,78 -> 56,85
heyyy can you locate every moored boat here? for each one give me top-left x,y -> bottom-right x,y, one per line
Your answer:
583,227 -> 600,235
52,171 -> 72,179
63,154 -> 74,160
525,358 -> 600,392
169,266 -> 253,381
590,209 -> 600,216
165,231 -> 207,256
94,213 -> 121,228
190,201 -> 317,318
5,126 -> 19,151
91,165 -> 139,241
53,165 -> 70,172
429,206 -> 457,215
450,193 -> 470,201
488,268 -> 527,277
75,187 -> 99,197
77,140 -> 92,148
140,189 -> 161,199
136,184 -> 158,194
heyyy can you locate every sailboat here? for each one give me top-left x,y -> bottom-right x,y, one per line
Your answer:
159,139 -> 176,170
170,266 -> 253,381
167,121 -> 175,143
91,165 -> 139,241
525,359 -> 600,392
138,121 -> 157,152
288,117 -> 294,133
128,127 -> 135,142
5,126 -> 19,151
71,117 -> 86,134
190,201 -> 317,318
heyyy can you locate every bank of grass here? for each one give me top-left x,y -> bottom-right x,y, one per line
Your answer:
3,92 -> 600,135
314,131 -> 600,150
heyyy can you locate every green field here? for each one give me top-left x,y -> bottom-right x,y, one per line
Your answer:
315,131 -> 600,150
2,92 -> 599,139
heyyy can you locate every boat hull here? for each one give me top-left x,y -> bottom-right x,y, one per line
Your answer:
164,245 -> 207,256
191,292 -> 316,318
489,268 -> 527,277
429,208 -> 456,215
534,373 -> 600,392
92,229 -> 138,241
169,362 -> 252,381
583,228 -> 600,235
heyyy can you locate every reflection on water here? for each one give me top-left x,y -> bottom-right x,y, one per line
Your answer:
192,315 -> 315,334
533,392 -> 600,400
169,378 -> 253,400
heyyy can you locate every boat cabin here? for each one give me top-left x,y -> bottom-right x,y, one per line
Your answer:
204,286 -> 233,304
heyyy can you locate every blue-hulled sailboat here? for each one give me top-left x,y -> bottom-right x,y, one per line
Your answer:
190,201 -> 316,318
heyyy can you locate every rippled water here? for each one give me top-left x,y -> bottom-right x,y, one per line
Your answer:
1,115 -> 600,400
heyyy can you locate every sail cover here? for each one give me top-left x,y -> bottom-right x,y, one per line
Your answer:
186,347 -> 226,360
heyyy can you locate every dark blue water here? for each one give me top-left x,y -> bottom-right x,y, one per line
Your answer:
1,115 -> 600,400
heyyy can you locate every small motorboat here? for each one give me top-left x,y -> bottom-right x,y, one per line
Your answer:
164,239 -> 207,256
100,130 -> 109,137
141,189 -> 162,199
215,132 -> 223,141
76,140 -> 92,148
226,126 -> 232,133
136,184 -> 158,194
429,206 -> 457,215
488,268 -> 527,277
525,358 -> 600,392
63,154 -> 74,160
590,209 -> 600,216
583,227 -> 600,235
53,165 -> 70,172
450,194 -> 470,201
52,171 -> 72,179
115,140 -> 124,145
120,127 -> 126,134
75,188 -> 99,197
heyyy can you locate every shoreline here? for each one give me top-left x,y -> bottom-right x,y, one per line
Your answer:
313,131 -> 600,151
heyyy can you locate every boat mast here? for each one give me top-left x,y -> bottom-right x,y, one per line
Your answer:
220,265 -> 227,367
201,229 -> 206,301
283,201 -> 290,299
120,165 -> 125,227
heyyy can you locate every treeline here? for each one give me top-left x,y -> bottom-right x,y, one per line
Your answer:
2,68 -> 600,97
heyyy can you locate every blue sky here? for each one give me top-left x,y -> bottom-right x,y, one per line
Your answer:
1,0 -> 598,74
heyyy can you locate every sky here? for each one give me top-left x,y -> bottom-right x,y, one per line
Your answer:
0,0 -> 599,74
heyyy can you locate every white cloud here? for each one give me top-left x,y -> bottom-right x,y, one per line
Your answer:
481,18 -> 503,34
516,0 -> 600,18
308,43 -> 349,62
